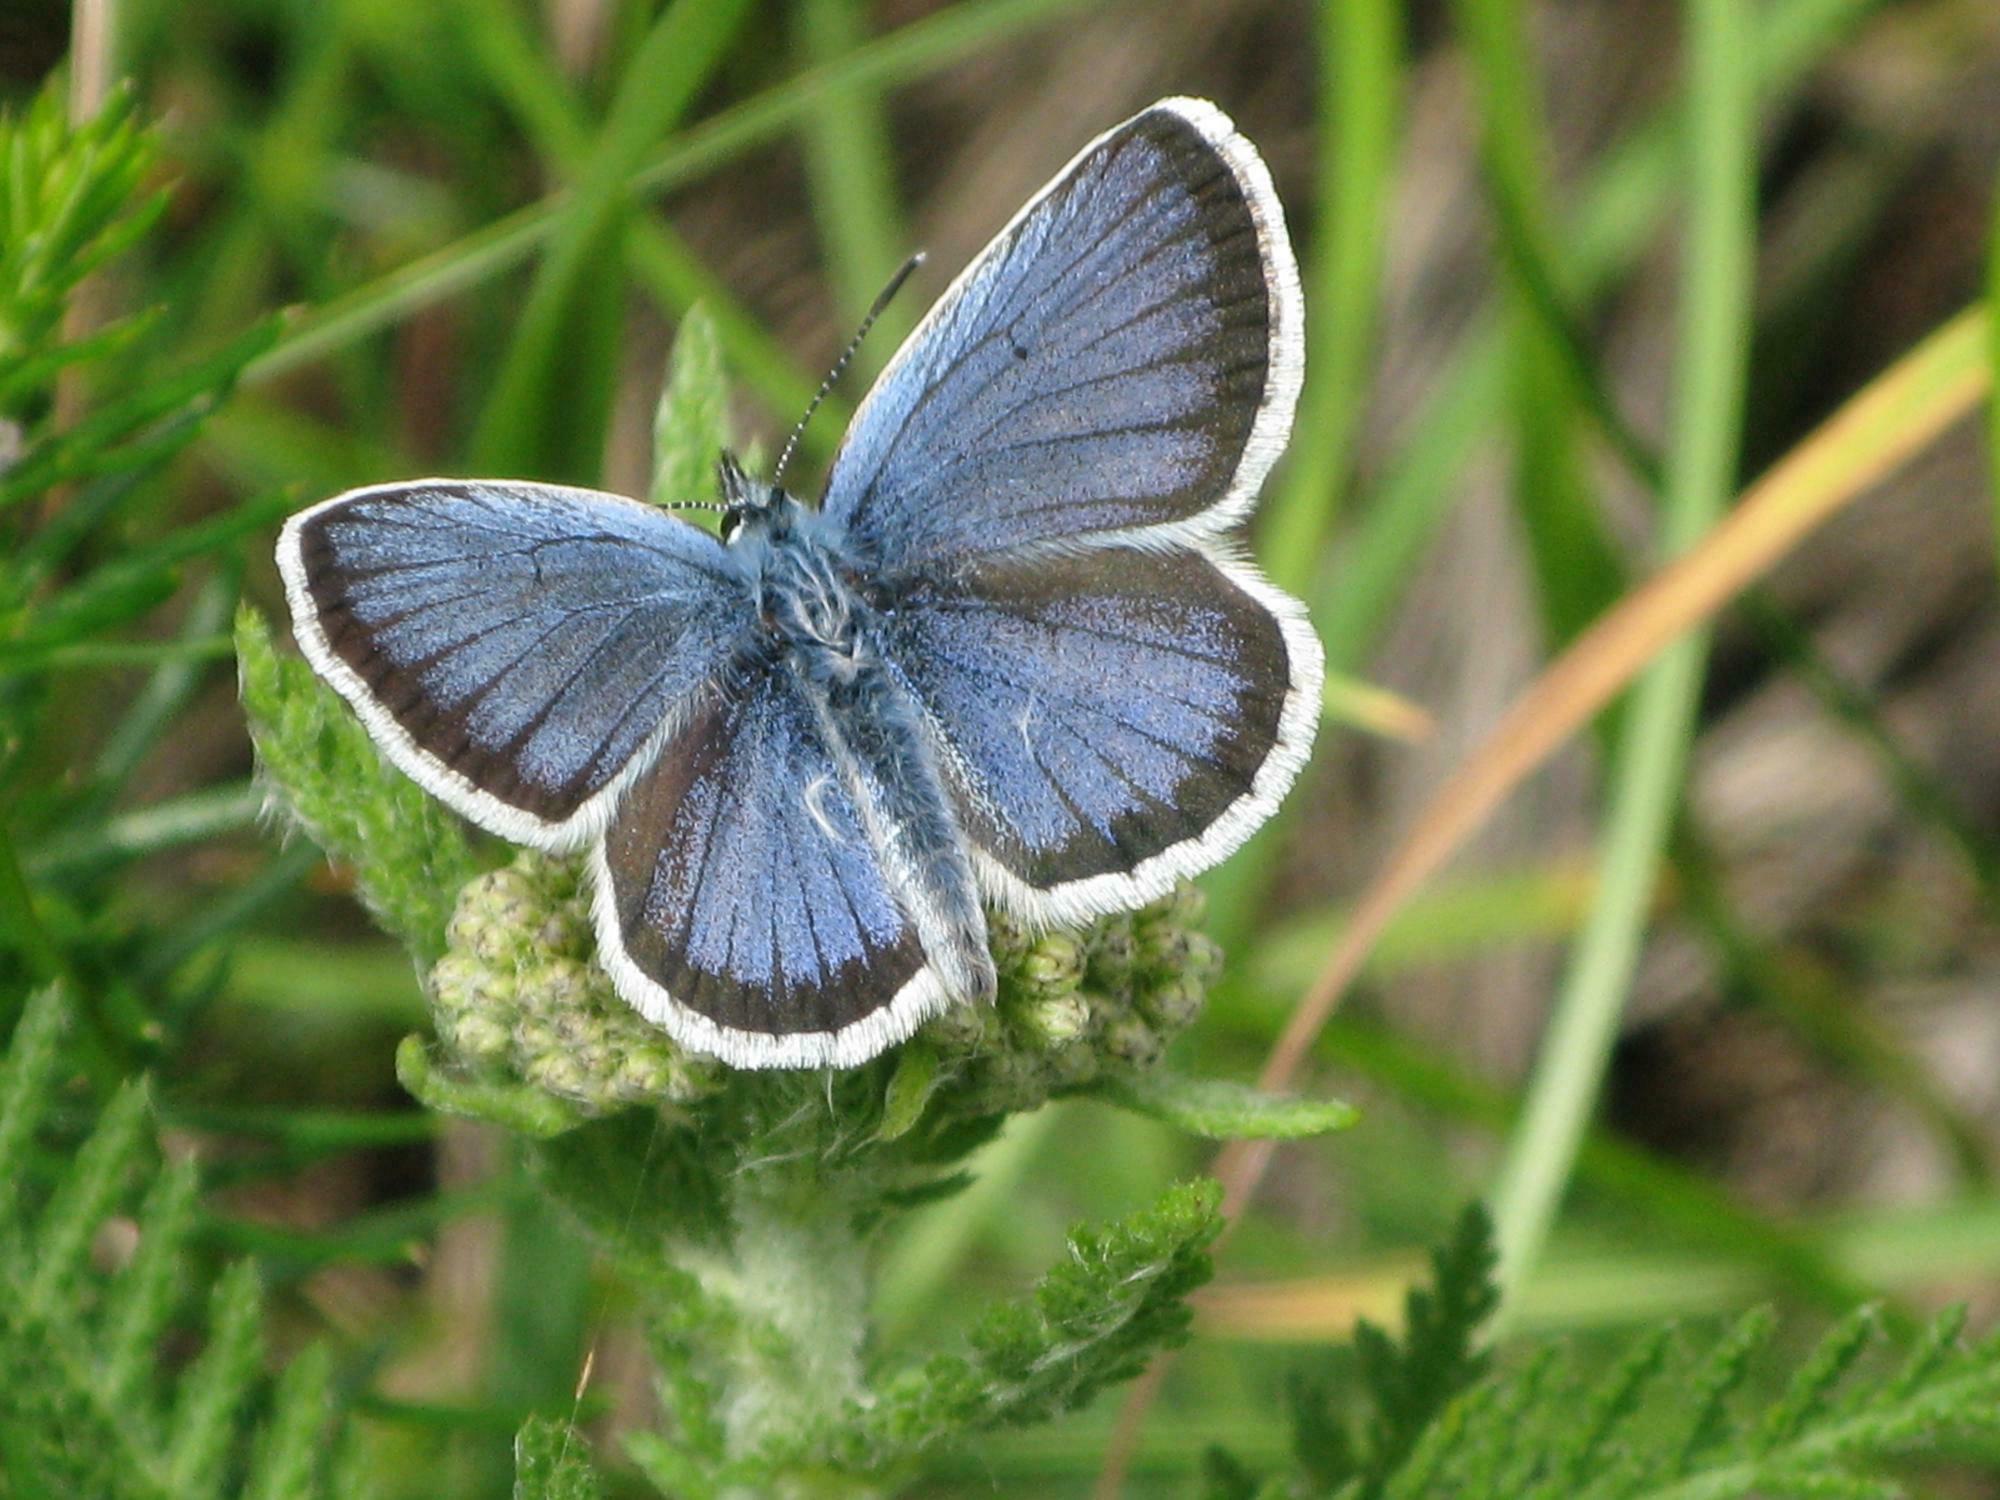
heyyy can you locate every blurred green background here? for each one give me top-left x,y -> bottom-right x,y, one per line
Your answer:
6,0 -> 2000,1493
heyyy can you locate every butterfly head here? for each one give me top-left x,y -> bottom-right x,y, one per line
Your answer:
715,450 -> 791,542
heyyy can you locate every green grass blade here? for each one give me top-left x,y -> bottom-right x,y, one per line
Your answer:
1316,0 -> 1877,675
88,565 -> 238,797
1491,0 -> 1758,1322
1206,0 -> 1878,954
1309,1017 -> 1879,1320
1454,0 -> 1625,649
0,823 -> 69,986
796,0 -> 912,365
451,0 -> 831,457
1258,0 -> 1402,596
469,0 -> 756,481
242,0 -> 1096,390
25,782 -> 262,878
624,228 -> 834,452
1990,152 -> 2000,571
650,303 -> 731,510
1438,6 -> 1995,1188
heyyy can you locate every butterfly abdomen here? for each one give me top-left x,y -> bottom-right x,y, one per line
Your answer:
748,500 -> 995,1011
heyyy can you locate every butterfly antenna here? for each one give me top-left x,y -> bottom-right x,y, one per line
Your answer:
772,251 -> 925,488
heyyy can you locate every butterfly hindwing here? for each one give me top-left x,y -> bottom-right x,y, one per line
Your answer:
589,660 -> 948,1068
880,545 -> 1321,925
820,97 -> 1302,568
278,480 -> 748,849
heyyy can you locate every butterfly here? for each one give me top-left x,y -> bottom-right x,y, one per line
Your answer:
277,97 -> 1321,1070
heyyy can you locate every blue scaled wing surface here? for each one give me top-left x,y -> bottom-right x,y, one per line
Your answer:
824,97 -> 1322,926
277,480 -> 748,850
587,658 -> 948,1068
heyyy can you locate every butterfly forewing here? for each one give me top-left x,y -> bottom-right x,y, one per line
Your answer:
278,481 -> 747,849
590,662 -> 947,1067
821,98 -> 1302,567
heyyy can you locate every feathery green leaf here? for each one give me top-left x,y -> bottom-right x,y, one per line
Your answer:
1099,1068 -> 1357,1140
237,604 -> 486,962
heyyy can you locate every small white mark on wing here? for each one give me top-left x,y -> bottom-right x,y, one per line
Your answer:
803,775 -> 844,842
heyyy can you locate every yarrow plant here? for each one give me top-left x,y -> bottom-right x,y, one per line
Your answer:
239,305 -> 1353,1493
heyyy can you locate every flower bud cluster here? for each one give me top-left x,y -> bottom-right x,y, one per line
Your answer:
927,883 -> 1222,1115
426,852 -> 722,1111
427,853 -> 1218,1120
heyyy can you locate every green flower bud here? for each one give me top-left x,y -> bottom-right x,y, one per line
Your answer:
1085,919 -> 1138,994
428,948 -> 524,1067
1142,881 -> 1205,930
518,958 -> 596,1018
1133,923 -> 1193,980
445,1011 -> 514,1065
512,1014 -> 561,1061
1011,992 -> 1091,1051
926,997 -> 1000,1054
984,908 -> 1033,966
1014,932 -> 1085,996
1065,986 -> 1122,1036
662,1054 -> 723,1104
963,1049 -> 1049,1114
1101,1014 -> 1164,1070
523,1049 -> 595,1102
611,1048 -> 679,1100
531,911 -> 583,958
445,867 -> 543,965
429,950 -> 514,1013
1180,931 -> 1224,983
1137,975 -> 1205,1035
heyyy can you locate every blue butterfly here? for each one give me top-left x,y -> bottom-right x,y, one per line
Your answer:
277,98 -> 1321,1069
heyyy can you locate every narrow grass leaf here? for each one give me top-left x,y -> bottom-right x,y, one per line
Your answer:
1453,0 -> 1623,650
796,0 -> 912,362
1259,0 -> 1403,593
247,0 -> 1092,388
1240,301 -> 1987,1148
1989,154 -> 2000,572
470,0 -> 755,482
1206,0 -> 1885,957
1322,675 -> 1434,743
1490,0 -> 1759,1317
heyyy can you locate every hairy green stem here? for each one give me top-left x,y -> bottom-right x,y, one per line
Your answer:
719,1166 -> 874,1495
